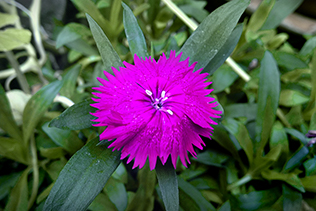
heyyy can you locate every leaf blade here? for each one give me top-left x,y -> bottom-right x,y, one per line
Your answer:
43,138 -> 121,211
156,160 -> 179,211
122,2 -> 148,59
179,0 -> 250,70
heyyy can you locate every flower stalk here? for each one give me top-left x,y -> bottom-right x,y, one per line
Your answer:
5,51 -> 31,94
161,0 -> 251,82
28,133 -> 39,210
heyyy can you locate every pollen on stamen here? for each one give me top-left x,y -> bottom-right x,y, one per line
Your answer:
161,90 -> 166,98
167,109 -> 173,115
145,90 -> 153,96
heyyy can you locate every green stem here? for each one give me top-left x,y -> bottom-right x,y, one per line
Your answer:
27,133 -> 39,210
227,174 -> 252,191
276,108 -> 292,128
161,0 -> 251,82
5,51 -> 31,94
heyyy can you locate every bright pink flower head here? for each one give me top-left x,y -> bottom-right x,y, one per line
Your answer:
91,51 -> 222,170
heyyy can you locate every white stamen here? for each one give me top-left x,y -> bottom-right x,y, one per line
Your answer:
167,109 -> 173,115
161,90 -> 166,98
145,90 -> 152,96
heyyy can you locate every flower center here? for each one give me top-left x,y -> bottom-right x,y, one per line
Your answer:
145,89 -> 173,115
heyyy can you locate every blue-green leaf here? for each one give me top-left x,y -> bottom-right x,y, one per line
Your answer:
86,14 -> 123,73
156,160 -> 179,211
122,2 -> 148,59
43,138 -> 121,211
49,99 -> 96,130
180,0 -> 250,70
254,51 -> 280,154
178,177 -> 216,211
23,80 -> 63,143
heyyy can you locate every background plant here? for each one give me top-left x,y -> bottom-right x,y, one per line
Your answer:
0,0 -> 316,210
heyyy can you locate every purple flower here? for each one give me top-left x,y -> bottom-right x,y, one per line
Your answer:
91,51 -> 222,170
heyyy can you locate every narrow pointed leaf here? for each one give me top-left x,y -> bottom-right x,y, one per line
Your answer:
86,14 -> 123,73
23,80 -> 63,143
59,64 -> 81,99
5,168 -> 30,211
49,99 -> 96,130
203,24 -> 243,75
43,137 -> 121,211
222,118 -> 253,165
180,0 -> 250,70
254,51 -> 280,153
122,2 -> 148,59
0,84 -> 23,141
178,177 -> 216,211
282,184 -> 302,211
261,0 -> 304,30
156,160 -> 179,211
42,122 -> 83,154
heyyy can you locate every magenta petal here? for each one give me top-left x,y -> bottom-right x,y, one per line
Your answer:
91,50 -> 222,170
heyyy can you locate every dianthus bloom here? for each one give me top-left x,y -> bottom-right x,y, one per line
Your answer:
91,51 -> 221,170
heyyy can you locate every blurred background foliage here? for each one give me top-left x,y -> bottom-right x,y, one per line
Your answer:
0,0 -> 316,210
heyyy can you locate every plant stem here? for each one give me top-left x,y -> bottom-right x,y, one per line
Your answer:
27,133 -> 39,210
276,108 -> 292,128
5,51 -> 31,94
161,0 -> 251,82
227,174 -> 252,191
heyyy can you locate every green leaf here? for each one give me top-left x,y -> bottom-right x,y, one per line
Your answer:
0,173 -> 21,200
86,14 -> 123,73
303,157 -> 316,176
222,118 -> 253,165
179,189 -> 199,211
284,128 -> 308,145
0,12 -> 18,28
49,99 -> 96,130
224,103 -> 257,122
0,137 -> 29,164
103,177 -> 128,211
147,0 -> 160,24
23,80 -> 63,143
0,84 -> 23,141
230,188 -> 281,211
284,146 -> 309,171
211,65 -> 238,93
156,160 -> 179,211
251,145 -> 282,175
261,0 -> 304,30
56,23 -> 92,48
279,89 -> 309,107
66,38 -> 99,56
5,168 -> 30,211
59,64 -> 81,99
272,51 -> 308,70
71,0 -> 111,39
300,175 -> 316,192
254,51 -> 280,154
179,0 -> 250,70
218,201 -> 231,211
43,137 -> 121,211
282,184 -> 302,211
126,164 -> 156,211
211,124 -> 240,160
88,193 -> 117,211
247,0 -> 275,32
178,177 -> 216,211
0,28 -> 31,51
261,170 -> 305,192
299,36 -> 316,60
195,149 -> 230,167
122,2 -> 148,59
42,122 -> 83,154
